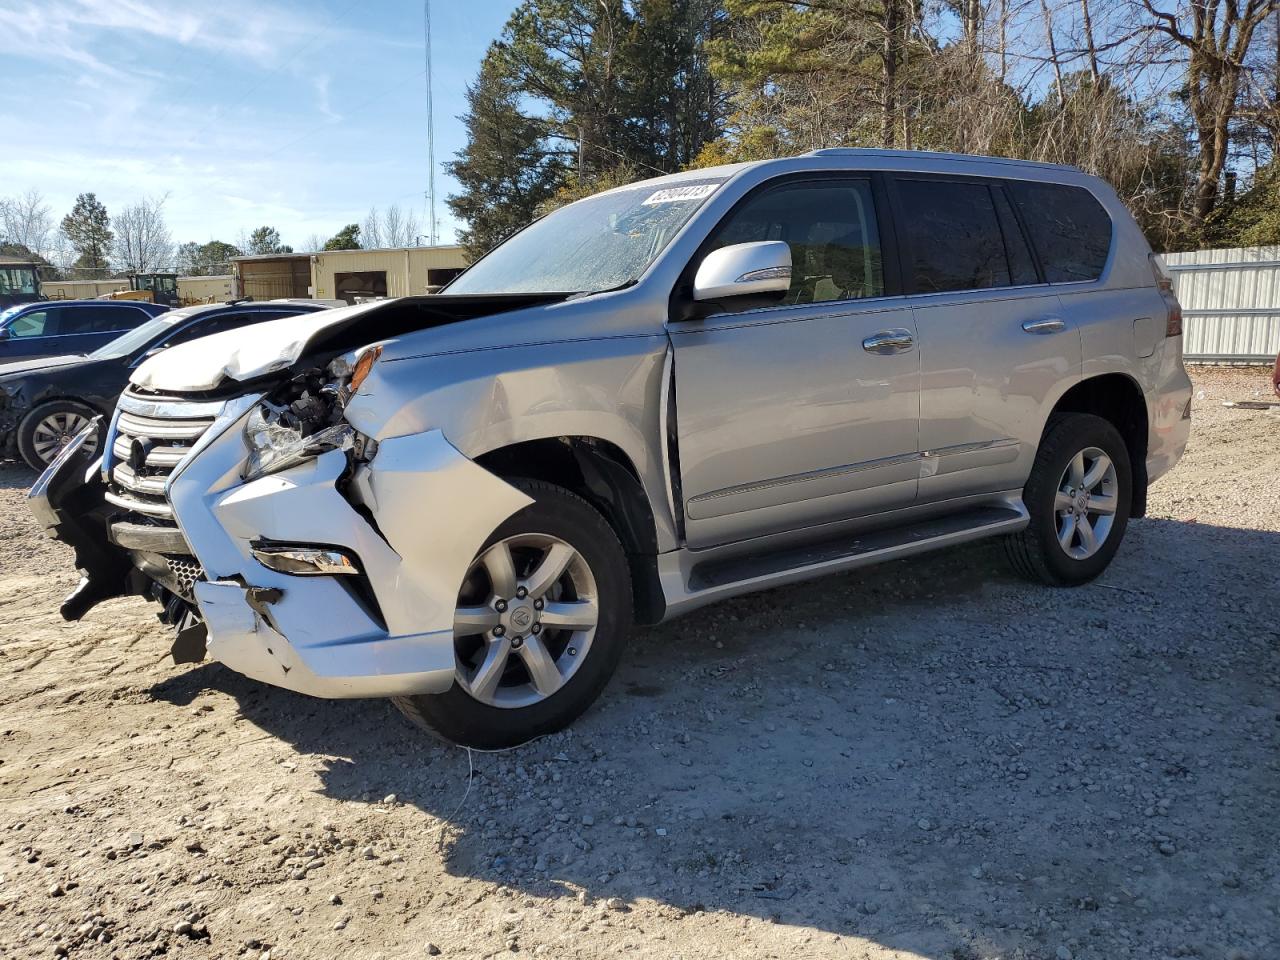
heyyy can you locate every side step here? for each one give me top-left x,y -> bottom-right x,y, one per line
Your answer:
681,503 -> 1027,603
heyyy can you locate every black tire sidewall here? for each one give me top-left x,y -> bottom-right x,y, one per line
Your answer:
1027,414 -> 1132,585
401,481 -> 632,749
17,400 -> 101,472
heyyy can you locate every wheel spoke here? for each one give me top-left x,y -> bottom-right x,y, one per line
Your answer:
540,599 -> 598,632
1082,453 -> 1111,491
516,634 -> 563,696
454,605 -> 500,634
1054,489 -> 1075,512
470,636 -> 512,701
1089,493 -> 1118,516
1057,513 -> 1076,551
1067,451 -> 1085,489
522,542 -> 576,598
1076,515 -> 1097,554
481,541 -> 518,598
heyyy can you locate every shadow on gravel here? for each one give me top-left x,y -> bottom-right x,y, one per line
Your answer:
148,517 -> 1280,959
0,462 -> 37,491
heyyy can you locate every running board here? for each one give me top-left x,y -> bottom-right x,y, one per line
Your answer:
660,502 -> 1028,617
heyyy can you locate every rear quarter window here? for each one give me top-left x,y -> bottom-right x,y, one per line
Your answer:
1008,181 -> 1112,283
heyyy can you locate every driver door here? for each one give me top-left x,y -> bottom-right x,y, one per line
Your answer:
667,176 -> 921,549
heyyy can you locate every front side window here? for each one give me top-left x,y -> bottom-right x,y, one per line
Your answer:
707,178 -> 885,305
897,178 -> 1013,294
7,308 -> 54,337
1008,181 -> 1112,282
448,178 -> 726,295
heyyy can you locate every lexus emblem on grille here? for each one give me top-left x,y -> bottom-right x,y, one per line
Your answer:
128,438 -> 152,471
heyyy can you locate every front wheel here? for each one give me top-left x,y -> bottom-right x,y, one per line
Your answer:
17,400 -> 102,471
1005,413 -> 1132,586
393,479 -> 632,749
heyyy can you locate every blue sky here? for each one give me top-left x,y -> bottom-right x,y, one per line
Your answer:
0,0 -> 520,250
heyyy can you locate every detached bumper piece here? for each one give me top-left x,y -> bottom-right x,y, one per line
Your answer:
27,421 -> 148,621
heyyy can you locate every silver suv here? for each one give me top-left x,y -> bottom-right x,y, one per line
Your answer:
30,150 -> 1191,747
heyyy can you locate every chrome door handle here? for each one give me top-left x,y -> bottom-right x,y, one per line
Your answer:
862,328 -> 915,354
1022,317 -> 1066,334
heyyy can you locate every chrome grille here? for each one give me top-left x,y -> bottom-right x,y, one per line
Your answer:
105,391 -> 223,521
106,390 -> 226,595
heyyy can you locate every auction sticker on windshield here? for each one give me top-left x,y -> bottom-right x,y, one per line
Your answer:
642,184 -> 719,205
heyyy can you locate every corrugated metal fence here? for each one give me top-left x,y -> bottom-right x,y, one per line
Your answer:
1161,245 -> 1280,362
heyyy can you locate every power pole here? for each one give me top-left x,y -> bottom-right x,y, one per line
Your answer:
424,0 -> 438,246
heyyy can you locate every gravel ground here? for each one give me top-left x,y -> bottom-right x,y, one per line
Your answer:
0,366 -> 1276,960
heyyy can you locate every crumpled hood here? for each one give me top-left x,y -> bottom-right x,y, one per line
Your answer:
128,294 -> 575,393
130,302 -> 381,392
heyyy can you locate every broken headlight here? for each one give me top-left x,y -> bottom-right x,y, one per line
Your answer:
241,346 -> 380,482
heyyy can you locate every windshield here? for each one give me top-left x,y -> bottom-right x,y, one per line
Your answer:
89,314 -> 179,359
448,178 -> 726,295
0,267 -> 38,296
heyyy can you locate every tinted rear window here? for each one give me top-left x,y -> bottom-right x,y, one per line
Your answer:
896,179 -> 1011,293
1007,181 -> 1112,282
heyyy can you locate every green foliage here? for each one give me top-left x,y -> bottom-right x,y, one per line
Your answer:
1208,163 -> 1280,247
177,240 -> 241,276
446,50 -> 565,259
60,193 -> 112,272
247,226 -> 292,256
323,224 -> 361,251
448,0 -> 724,258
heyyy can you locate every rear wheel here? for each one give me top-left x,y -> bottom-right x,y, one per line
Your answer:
1005,413 -> 1132,586
18,400 -> 101,471
393,479 -> 632,748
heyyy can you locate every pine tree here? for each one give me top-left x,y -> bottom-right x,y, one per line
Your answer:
59,193 -> 113,275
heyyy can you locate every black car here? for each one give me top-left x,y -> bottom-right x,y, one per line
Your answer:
0,300 -> 332,470
0,299 -> 172,363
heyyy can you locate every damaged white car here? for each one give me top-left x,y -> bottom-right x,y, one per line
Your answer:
30,150 -> 1190,747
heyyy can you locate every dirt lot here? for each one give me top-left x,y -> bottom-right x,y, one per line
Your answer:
0,367 -> 1276,960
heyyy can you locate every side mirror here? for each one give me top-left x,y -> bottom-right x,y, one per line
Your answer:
0,327 -> 10,340
692,241 -> 792,302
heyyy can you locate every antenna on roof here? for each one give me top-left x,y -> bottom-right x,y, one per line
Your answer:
424,0 -> 438,247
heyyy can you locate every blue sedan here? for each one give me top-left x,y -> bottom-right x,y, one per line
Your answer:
0,300 -> 171,364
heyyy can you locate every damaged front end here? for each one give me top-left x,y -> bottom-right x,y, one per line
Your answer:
29,340 -> 533,699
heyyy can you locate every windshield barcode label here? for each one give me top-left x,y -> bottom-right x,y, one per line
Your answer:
642,184 -> 719,205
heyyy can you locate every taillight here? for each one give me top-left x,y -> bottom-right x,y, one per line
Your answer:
1150,255 -> 1182,337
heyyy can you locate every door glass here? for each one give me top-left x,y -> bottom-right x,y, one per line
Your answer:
56,307 -> 101,336
1007,181 -> 1112,282
897,179 -> 1012,293
708,179 -> 884,306
7,309 -> 53,337
87,306 -> 149,332
992,186 -> 1040,286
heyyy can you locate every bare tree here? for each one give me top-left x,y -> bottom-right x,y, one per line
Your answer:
361,207 -> 385,249
1135,0 -> 1280,226
302,233 -> 328,253
112,195 -> 174,273
0,188 -> 54,255
382,204 -> 421,246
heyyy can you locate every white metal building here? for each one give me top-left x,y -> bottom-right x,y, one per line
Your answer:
1162,245 -> 1280,362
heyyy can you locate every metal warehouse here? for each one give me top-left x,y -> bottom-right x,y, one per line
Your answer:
232,244 -> 467,303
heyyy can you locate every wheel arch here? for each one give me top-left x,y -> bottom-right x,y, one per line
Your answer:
1047,373 -> 1149,517
474,435 -> 667,624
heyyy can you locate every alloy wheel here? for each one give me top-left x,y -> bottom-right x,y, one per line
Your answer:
453,533 -> 599,709
31,411 -> 97,465
1054,446 -> 1119,560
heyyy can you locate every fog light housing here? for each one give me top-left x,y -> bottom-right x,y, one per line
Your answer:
251,543 -> 361,576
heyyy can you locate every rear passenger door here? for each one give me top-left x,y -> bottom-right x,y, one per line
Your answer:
891,175 -> 1081,504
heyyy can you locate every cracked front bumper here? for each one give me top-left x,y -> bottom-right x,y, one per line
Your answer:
31,403 -> 534,700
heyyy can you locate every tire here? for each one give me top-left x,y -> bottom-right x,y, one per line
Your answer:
392,479 -> 633,749
17,400 -> 103,472
1004,413 -> 1132,586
